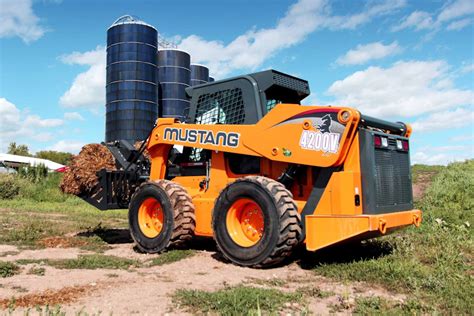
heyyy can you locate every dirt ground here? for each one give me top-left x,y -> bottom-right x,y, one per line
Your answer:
0,179 -> 429,314
412,172 -> 436,201
0,237 -> 403,315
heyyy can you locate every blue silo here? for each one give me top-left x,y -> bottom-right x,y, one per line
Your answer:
105,15 -> 158,142
157,49 -> 191,121
190,64 -> 209,86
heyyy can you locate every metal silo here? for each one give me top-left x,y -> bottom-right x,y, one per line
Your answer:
209,76 -> 215,82
105,15 -> 158,143
157,49 -> 191,120
190,64 -> 209,86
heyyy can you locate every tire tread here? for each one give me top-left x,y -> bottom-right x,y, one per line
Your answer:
130,180 -> 195,252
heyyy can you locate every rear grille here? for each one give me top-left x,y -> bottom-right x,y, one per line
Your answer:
374,149 -> 412,207
359,129 -> 413,214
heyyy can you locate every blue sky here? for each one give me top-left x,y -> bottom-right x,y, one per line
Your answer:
0,0 -> 473,165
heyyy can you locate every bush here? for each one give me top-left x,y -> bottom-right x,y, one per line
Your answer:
0,171 -> 69,202
17,164 -> 48,183
17,173 -> 69,203
0,261 -> 19,278
0,174 -> 21,199
420,160 -> 474,220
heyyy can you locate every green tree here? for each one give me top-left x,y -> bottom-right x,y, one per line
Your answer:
7,142 -> 31,156
35,150 -> 73,165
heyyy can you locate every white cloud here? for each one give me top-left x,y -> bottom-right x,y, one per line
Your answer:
391,11 -> 434,31
0,0 -> 47,43
48,140 -> 85,154
59,47 -> 105,66
410,108 -> 474,132
450,133 -> 474,142
327,60 -> 474,117
461,62 -> 474,73
336,41 -> 401,65
32,132 -> 54,142
322,0 -> 406,30
64,112 -> 85,121
24,115 -> 63,128
178,0 -> 406,77
447,18 -> 473,31
393,0 -> 474,32
0,98 -> 64,152
59,46 -> 106,109
412,143 -> 474,165
430,145 -> 473,152
437,0 -> 474,23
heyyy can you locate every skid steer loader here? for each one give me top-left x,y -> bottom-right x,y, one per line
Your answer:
83,70 -> 421,267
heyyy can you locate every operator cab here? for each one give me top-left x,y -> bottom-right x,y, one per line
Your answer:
170,70 -> 310,178
185,69 -> 310,125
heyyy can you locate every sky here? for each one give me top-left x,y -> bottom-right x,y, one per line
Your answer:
0,0 -> 473,165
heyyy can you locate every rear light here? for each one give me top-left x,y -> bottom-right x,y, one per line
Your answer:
374,135 -> 389,149
402,140 -> 409,151
395,139 -> 409,151
396,140 -> 403,150
374,135 -> 382,147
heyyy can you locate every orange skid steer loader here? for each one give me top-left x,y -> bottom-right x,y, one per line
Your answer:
82,70 -> 421,267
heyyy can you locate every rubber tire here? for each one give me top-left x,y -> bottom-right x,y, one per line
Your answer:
212,176 -> 302,268
129,180 -> 195,253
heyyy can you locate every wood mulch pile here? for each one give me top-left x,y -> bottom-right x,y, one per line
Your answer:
60,144 -> 116,195
0,285 -> 98,308
36,236 -> 89,248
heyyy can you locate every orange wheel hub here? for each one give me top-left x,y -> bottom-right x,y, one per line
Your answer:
138,197 -> 164,238
226,198 -> 264,247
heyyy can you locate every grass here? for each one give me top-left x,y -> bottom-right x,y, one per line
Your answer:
173,285 -> 305,315
246,277 -> 287,287
148,250 -> 196,266
16,255 -> 138,270
50,254 -> 138,270
0,173 -> 128,249
411,164 -> 444,182
352,296 -> 430,315
311,160 -> 474,314
27,266 -> 46,276
15,252 -> 195,271
16,259 -> 46,265
296,286 -> 333,299
0,261 -> 20,278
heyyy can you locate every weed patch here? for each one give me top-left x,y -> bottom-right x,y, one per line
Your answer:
246,277 -> 287,287
27,266 -> 46,276
17,255 -> 138,270
353,296 -> 431,315
173,285 -> 304,315
296,286 -> 333,298
16,259 -> 45,265
148,250 -> 196,266
0,261 -> 20,278
0,219 -> 62,247
50,254 -> 138,270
